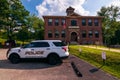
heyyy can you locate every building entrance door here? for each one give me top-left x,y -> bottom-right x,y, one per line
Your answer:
71,32 -> 77,42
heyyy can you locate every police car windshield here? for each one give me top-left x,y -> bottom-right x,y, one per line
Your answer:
22,42 -> 36,48
22,44 -> 30,48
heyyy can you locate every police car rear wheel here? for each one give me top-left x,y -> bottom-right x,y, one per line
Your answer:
9,54 -> 20,64
47,54 -> 61,65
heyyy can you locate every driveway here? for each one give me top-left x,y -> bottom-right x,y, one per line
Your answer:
0,49 -> 119,80
0,49 -> 78,80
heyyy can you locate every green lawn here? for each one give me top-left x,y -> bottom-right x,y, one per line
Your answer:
69,45 -> 120,79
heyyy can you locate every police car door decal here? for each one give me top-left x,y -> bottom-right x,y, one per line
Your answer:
24,48 -> 44,58
25,51 -> 44,55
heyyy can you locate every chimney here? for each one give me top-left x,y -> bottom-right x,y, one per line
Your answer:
66,6 -> 75,16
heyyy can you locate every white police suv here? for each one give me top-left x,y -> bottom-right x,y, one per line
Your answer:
7,40 -> 69,65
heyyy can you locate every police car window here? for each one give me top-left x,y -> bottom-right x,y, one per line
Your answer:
29,42 -> 50,47
22,42 -> 49,48
22,44 -> 30,48
38,42 -> 50,47
29,42 -> 40,47
53,42 -> 66,47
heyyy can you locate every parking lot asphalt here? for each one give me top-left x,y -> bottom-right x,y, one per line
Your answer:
0,49 -> 119,80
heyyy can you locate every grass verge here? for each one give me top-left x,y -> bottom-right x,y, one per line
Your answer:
69,45 -> 120,79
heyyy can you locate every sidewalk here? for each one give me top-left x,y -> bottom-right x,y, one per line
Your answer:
83,46 -> 120,53
68,55 -> 119,80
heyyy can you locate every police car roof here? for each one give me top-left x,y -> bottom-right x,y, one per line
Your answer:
32,40 -> 61,42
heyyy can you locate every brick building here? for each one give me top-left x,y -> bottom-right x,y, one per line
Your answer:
43,6 -> 103,45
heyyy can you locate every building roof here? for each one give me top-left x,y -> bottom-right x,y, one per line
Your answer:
43,6 -> 104,19
43,15 -> 103,18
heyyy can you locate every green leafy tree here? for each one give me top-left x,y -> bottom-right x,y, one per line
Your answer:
16,27 -> 30,44
0,0 -> 9,38
111,22 -> 120,44
8,0 -> 29,39
97,5 -> 120,45
0,0 -> 9,26
26,15 -> 44,40
0,0 -> 29,40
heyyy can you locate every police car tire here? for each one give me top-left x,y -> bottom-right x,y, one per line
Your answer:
47,54 -> 61,65
9,54 -> 20,64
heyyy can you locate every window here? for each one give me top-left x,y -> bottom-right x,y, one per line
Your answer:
95,31 -> 99,38
38,42 -> 50,47
55,19 -> 59,26
48,19 -> 52,26
53,42 -> 66,47
22,44 -> 30,48
82,31 -> 86,38
88,31 -> 93,38
48,30 -> 52,38
61,30 -> 66,38
55,31 -> 59,38
94,19 -> 99,26
88,19 -> 92,26
61,19 -> 65,26
71,20 -> 77,26
28,42 -> 39,48
82,19 -> 86,26
26,42 -> 49,48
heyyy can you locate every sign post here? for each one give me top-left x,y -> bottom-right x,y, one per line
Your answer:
79,48 -> 82,55
101,51 -> 106,65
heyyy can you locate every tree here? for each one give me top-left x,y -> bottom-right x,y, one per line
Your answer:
0,0 -> 9,37
97,5 -> 120,45
0,0 -> 29,40
26,15 -> 44,40
15,14 -> 44,42
0,0 -> 9,26
8,0 -> 29,38
111,22 -> 120,44
16,26 -> 30,44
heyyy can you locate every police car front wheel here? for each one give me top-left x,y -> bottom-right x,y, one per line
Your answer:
9,54 -> 20,64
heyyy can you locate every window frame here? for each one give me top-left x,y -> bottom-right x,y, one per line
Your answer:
55,30 -> 59,38
55,19 -> 59,26
61,19 -> 65,26
48,19 -> 52,26
88,19 -> 92,26
94,19 -> 99,26
82,30 -> 86,38
95,31 -> 99,38
88,31 -> 93,38
71,20 -> 77,26
48,30 -> 53,38
61,30 -> 66,38
82,19 -> 86,26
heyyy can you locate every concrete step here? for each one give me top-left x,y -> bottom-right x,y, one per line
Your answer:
70,41 -> 79,45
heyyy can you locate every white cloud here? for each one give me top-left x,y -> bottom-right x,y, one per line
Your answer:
109,0 -> 120,21
94,0 -> 120,16
36,0 -> 89,18
108,0 -> 120,7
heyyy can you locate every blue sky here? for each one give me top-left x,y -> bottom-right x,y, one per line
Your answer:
21,0 -> 43,15
21,0 -> 120,18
